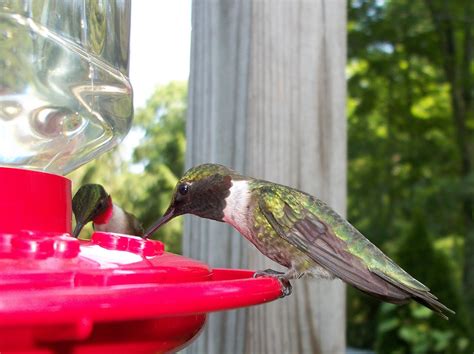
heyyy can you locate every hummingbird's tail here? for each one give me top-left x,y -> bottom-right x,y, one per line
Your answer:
370,269 -> 455,320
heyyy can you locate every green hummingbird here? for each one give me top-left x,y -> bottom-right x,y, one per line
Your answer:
72,184 -> 144,238
144,163 -> 454,319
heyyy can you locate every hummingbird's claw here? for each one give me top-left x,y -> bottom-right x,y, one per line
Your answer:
253,268 -> 293,298
277,278 -> 292,297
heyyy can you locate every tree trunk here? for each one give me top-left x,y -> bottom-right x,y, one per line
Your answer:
183,1 -> 347,353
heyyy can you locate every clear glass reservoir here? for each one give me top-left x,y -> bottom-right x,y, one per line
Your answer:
0,0 -> 132,174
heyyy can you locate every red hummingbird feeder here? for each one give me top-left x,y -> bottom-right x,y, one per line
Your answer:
0,167 -> 283,352
0,1 -> 283,352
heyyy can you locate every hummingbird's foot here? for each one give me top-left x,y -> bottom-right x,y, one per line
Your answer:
253,269 -> 293,298
278,279 -> 292,297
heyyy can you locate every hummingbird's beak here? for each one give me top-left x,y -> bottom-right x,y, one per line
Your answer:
143,207 -> 177,239
72,221 -> 85,238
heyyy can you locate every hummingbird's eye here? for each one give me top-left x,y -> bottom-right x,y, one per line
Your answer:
178,183 -> 189,195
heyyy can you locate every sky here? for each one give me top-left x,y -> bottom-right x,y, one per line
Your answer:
122,1 -> 191,165
129,1 -> 192,109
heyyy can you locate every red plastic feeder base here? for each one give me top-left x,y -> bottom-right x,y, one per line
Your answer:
0,168 -> 283,353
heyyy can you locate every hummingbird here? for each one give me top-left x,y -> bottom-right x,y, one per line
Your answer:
144,163 -> 454,319
72,184 -> 144,238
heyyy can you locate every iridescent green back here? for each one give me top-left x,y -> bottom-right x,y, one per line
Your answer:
250,180 -> 428,292
72,184 -> 107,223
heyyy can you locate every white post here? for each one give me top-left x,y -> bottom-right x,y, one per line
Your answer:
184,1 -> 347,352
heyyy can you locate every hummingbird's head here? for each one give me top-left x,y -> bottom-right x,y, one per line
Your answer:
144,164 -> 239,238
72,184 -> 112,237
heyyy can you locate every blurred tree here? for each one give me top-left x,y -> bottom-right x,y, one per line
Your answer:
70,82 -> 187,253
422,0 -> 474,330
376,212 -> 467,353
133,81 -> 187,252
348,0 -> 473,351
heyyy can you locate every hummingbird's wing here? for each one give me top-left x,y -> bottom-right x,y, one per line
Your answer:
257,185 -> 454,318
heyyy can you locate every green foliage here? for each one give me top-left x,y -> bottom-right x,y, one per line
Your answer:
134,81 -> 186,177
70,82 -> 187,253
132,81 -> 187,252
347,0 -> 474,352
375,214 -> 468,353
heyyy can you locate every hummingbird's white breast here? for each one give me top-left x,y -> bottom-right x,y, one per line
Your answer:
223,180 -> 252,237
95,204 -> 128,233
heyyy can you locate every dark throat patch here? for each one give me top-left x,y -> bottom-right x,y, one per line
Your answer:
188,174 -> 232,221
